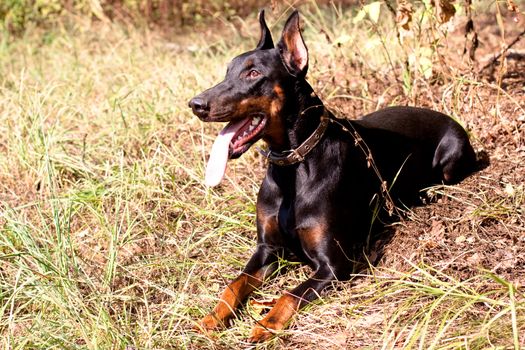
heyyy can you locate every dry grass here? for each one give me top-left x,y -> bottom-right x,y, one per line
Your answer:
1,1 -> 524,349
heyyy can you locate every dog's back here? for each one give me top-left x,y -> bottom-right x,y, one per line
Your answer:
354,106 -> 478,186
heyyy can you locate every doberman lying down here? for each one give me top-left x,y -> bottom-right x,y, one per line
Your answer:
188,10 -> 479,342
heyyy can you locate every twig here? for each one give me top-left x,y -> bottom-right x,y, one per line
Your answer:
463,0 -> 479,61
479,28 -> 525,73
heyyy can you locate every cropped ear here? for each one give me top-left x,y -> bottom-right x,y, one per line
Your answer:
277,10 -> 308,77
255,10 -> 274,50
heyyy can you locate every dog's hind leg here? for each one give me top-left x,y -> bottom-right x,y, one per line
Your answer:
432,132 -> 477,184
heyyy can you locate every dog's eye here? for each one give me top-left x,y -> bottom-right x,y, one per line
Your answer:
247,69 -> 261,79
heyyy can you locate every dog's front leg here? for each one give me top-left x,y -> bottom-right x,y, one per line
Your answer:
196,244 -> 280,332
247,265 -> 336,342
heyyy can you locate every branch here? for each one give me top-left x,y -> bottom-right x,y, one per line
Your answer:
479,28 -> 525,73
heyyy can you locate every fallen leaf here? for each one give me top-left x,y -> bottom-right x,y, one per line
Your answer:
396,0 -> 413,30
436,0 -> 456,23
507,0 -> 519,12
467,252 -> 482,264
504,183 -> 515,196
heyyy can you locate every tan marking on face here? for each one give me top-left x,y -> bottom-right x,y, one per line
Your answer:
259,84 -> 286,150
237,97 -> 271,117
235,98 -> 264,121
273,84 -> 285,100
228,86 -> 287,150
270,85 -> 284,116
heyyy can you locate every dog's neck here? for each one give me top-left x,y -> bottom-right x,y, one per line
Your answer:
287,81 -> 326,150
263,80 -> 328,155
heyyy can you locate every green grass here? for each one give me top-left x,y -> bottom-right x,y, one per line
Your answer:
1,2 -> 524,349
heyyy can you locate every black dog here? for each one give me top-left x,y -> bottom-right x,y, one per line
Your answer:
188,10 -> 478,342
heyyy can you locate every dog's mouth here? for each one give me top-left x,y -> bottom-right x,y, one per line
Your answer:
205,114 -> 267,187
230,114 -> 267,158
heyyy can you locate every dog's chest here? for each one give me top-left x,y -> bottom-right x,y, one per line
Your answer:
276,185 -> 326,238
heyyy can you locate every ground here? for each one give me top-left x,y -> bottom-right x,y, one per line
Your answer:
0,2 -> 524,349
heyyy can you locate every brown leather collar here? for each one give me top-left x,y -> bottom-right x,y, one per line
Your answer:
259,111 -> 331,166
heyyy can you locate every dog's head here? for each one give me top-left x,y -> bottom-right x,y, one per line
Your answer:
188,10 -> 309,186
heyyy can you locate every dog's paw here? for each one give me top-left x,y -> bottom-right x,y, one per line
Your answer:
193,313 -> 224,334
247,324 -> 275,343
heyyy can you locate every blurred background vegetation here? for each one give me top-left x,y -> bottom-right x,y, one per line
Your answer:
1,0 -> 521,40
0,0 -> 360,33
0,0 -> 243,33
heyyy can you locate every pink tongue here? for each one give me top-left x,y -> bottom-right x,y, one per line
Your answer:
205,118 -> 247,187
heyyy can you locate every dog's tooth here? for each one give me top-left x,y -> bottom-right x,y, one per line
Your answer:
249,125 -> 255,131
252,117 -> 260,125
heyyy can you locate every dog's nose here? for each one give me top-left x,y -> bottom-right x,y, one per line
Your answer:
188,97 -> 208,114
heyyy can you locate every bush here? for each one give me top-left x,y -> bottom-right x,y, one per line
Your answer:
0,0 -> 267,34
